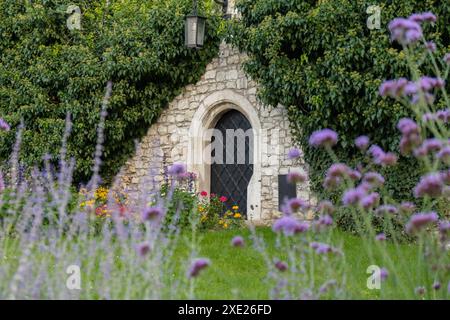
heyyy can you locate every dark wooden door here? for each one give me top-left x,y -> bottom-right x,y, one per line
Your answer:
211,110 -> 253,217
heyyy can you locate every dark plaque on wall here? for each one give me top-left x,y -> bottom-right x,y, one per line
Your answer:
278,174 -> 297,211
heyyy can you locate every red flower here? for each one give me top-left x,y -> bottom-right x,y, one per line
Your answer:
219,196 -> 228,203
200,191 -> 208,197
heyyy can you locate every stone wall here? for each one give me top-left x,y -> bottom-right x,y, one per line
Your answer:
118,42 -> 315,222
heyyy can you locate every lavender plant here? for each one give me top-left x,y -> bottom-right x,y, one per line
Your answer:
0,84 -> 207,300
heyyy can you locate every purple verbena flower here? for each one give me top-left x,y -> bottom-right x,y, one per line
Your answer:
188,258 -> 210,278
0,118 -> 10,131
375,205 -> 398,216
388,18 -> 423,45
425,41 -> 436,52
273,216 -> 309,236
363,172 -> 385,188
286,198 -> 309,213
375,233 -> 387,241
136,242 -> 151,257
355,136 -> 370,151
397,118 -> 419,135
316,214 -> 333,227
141,206 -> 164,221
405,212 -> 439,234
432,282 -> 441,291
360,192 -> 380,210
437,146 -> 450,164
317,200 -> 335,215
380,268 -> 389,281
414,173 -> 444,198
342,187 -> 366,206
414,139 -> 443,158
168,162 -> 187,178
287,170 -> 307,184
436,109 -> 450,122
231,236 -> 245,247
409,12 -> 437,23
309,129 -> 338,148
287,148 -> 302,160
327,163 -> 350,178
399,202 -> 416,214
275,260 -> 288,272
444,53 -> 450,65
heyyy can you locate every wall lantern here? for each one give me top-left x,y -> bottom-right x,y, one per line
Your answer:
185,0 -> 229,49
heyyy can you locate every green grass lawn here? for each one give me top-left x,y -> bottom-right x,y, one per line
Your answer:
189,227 -> 421,299
1,226 -> 432,299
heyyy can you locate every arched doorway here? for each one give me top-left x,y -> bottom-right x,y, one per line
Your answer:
210,110 -> 254,217
188,90 -> 262,221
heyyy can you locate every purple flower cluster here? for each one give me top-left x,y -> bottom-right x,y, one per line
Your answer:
324,163 -> 361,190
355,136 -> 370,151
136,242 -> 151,257
188,258 -> 210,278
316,200 -> 335,215
380,77 -> 444,107
309,129 -> 338,148
168,163 -> 187,179
375,233 -> 386,241
231,236 -> 245,247
362,172 -> 385,188
272,216 -> 309,236
375,205 -> 398,216
414,139 -> 444,158
397,118 -> 422,155
342,187 -> 365,206
310,242 -> 341,255
388,12 -> 436,46
422,109 -> 450,123
0,118 -> 10,131
287,148 -> 302,160
360,192 -> 380,210
413,173 -> 444,198
405,212 -> 439,234
444,53 -> 450,65
399,202 -> 416,214
368,145 -> 397,166
287,170 -> 307,184
274,260 -> 288,272
141,206 -> 164,221
313,214 -> 333,231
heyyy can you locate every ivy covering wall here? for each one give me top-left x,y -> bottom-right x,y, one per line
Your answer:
0,0 -> 221,184
229,0 -> 450,202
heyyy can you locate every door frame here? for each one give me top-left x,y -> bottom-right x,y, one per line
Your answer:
187,90 -> 262,221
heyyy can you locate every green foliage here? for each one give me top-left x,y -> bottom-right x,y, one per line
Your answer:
229,0 -> 450,219
0,0 -> 221,184
160,184 -> 198,231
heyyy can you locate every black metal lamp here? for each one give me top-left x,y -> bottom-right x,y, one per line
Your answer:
185,0 -> 229,49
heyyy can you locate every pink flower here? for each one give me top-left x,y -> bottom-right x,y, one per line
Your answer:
219,196 -> 227,203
